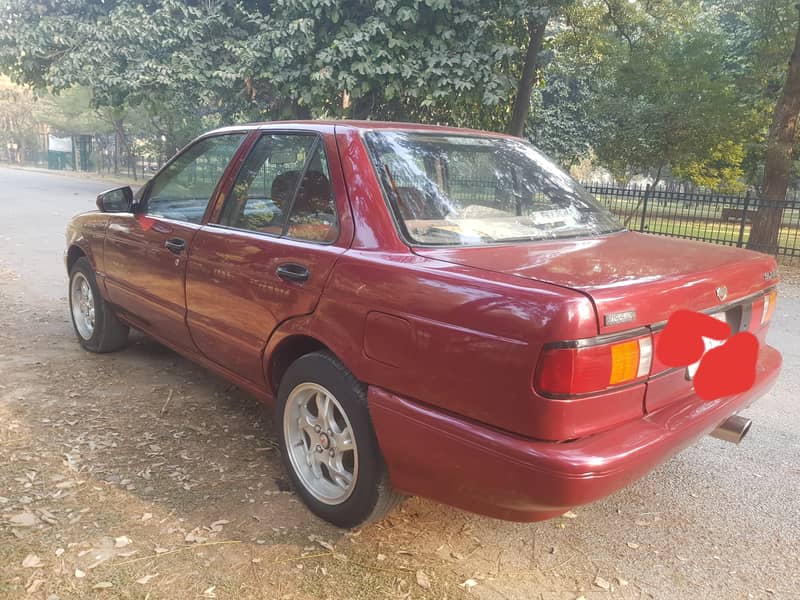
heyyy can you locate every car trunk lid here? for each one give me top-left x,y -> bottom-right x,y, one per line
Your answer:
413,231 -> 777,335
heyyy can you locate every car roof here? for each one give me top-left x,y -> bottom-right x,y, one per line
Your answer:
207,120 -> 512,139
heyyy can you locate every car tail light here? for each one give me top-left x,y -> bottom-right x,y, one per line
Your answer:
761,290 -> 777,325
534,334 -> 653,397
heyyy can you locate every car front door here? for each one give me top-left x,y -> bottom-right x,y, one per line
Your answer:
184,129 -> 353,386
103,133 -> 247,352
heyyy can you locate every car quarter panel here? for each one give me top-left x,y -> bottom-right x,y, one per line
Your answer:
66,213 -> 109,280
282,249 -> 624,440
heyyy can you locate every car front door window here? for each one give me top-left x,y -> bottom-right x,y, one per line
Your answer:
146,134 -> 246,223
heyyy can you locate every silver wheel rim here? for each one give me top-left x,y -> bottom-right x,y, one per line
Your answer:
70,272 -> 95,340
283,382 -> 358,505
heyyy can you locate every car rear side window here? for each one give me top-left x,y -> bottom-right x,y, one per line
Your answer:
146,134 -> 245,223
219,134 -> 339,243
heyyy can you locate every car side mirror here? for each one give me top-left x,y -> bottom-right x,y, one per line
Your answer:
96,186 -> 133,213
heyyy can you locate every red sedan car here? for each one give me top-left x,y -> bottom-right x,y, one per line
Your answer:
65,121 -> 781,527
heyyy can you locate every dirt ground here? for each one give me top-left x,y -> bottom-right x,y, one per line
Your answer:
0,265 -> 629,600
1,167 -> 799,600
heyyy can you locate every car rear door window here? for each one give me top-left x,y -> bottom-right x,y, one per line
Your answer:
219,134 -> 338,243
146,134 -> 245,224
286,145 -> 338,243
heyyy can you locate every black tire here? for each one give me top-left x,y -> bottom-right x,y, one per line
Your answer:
68,257 -> 129,353
276,351 -> 404,528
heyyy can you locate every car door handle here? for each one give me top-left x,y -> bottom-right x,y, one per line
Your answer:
165,238 -> 186,254
276,263 -> 310,283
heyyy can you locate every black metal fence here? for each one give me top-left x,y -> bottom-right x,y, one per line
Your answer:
584,184 -> 800,262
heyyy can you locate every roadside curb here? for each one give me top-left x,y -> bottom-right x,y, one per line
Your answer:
1,163 -> 142,187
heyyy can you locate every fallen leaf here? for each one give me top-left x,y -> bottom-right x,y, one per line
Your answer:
22,553 -> 43,568
8,512 -> 38,527
38,509 -> 58,525
92,582 -> 113,590
594,575 -> 611,590
460,579 -> 478,590
210,519 -> 230,531
136,574 -> 158,585
185,530 -> 208,544
308,534 -> 334,551
416,570 -> 431,589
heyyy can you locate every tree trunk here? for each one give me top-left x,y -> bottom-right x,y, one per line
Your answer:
506,15 -> 548,138
112,118 -> 136,181
350,92 -> 376,120
623,164 -> 663,229
747,6 -> 800,254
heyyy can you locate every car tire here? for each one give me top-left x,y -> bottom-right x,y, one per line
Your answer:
276,350 -> 404,528
69,257 -> 129,353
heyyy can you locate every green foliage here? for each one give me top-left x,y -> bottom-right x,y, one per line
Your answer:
709,0 -> 800,187
672,140 -> 748,192
0,0 -> 560,142
0,0 -> 797,192
0,75 -> 41,154
590,1 -> 745,184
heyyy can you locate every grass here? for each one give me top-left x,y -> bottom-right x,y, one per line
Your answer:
595,194 -> 800,258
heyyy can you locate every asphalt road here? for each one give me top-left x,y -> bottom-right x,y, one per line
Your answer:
1,165 -> 798,599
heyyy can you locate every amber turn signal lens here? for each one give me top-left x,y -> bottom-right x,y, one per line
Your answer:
609,340 -> 640,385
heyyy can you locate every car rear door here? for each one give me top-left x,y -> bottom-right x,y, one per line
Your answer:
184,127 -> 354,386
103,133 -> 248,352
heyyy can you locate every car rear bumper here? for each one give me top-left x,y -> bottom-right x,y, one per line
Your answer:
368,344 -> 781,521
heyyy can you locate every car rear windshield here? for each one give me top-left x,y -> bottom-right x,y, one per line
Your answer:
364,131 -> 623,246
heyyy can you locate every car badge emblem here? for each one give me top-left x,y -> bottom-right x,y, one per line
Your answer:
604,310 -> 636,326
716,286 -> 728,302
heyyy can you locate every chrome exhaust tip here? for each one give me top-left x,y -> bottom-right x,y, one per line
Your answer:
710,414 -> 752,444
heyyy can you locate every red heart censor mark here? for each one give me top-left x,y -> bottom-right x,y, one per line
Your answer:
693,332 -> 759,401
657,310 -> 759,401
656,309 -> 731,367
